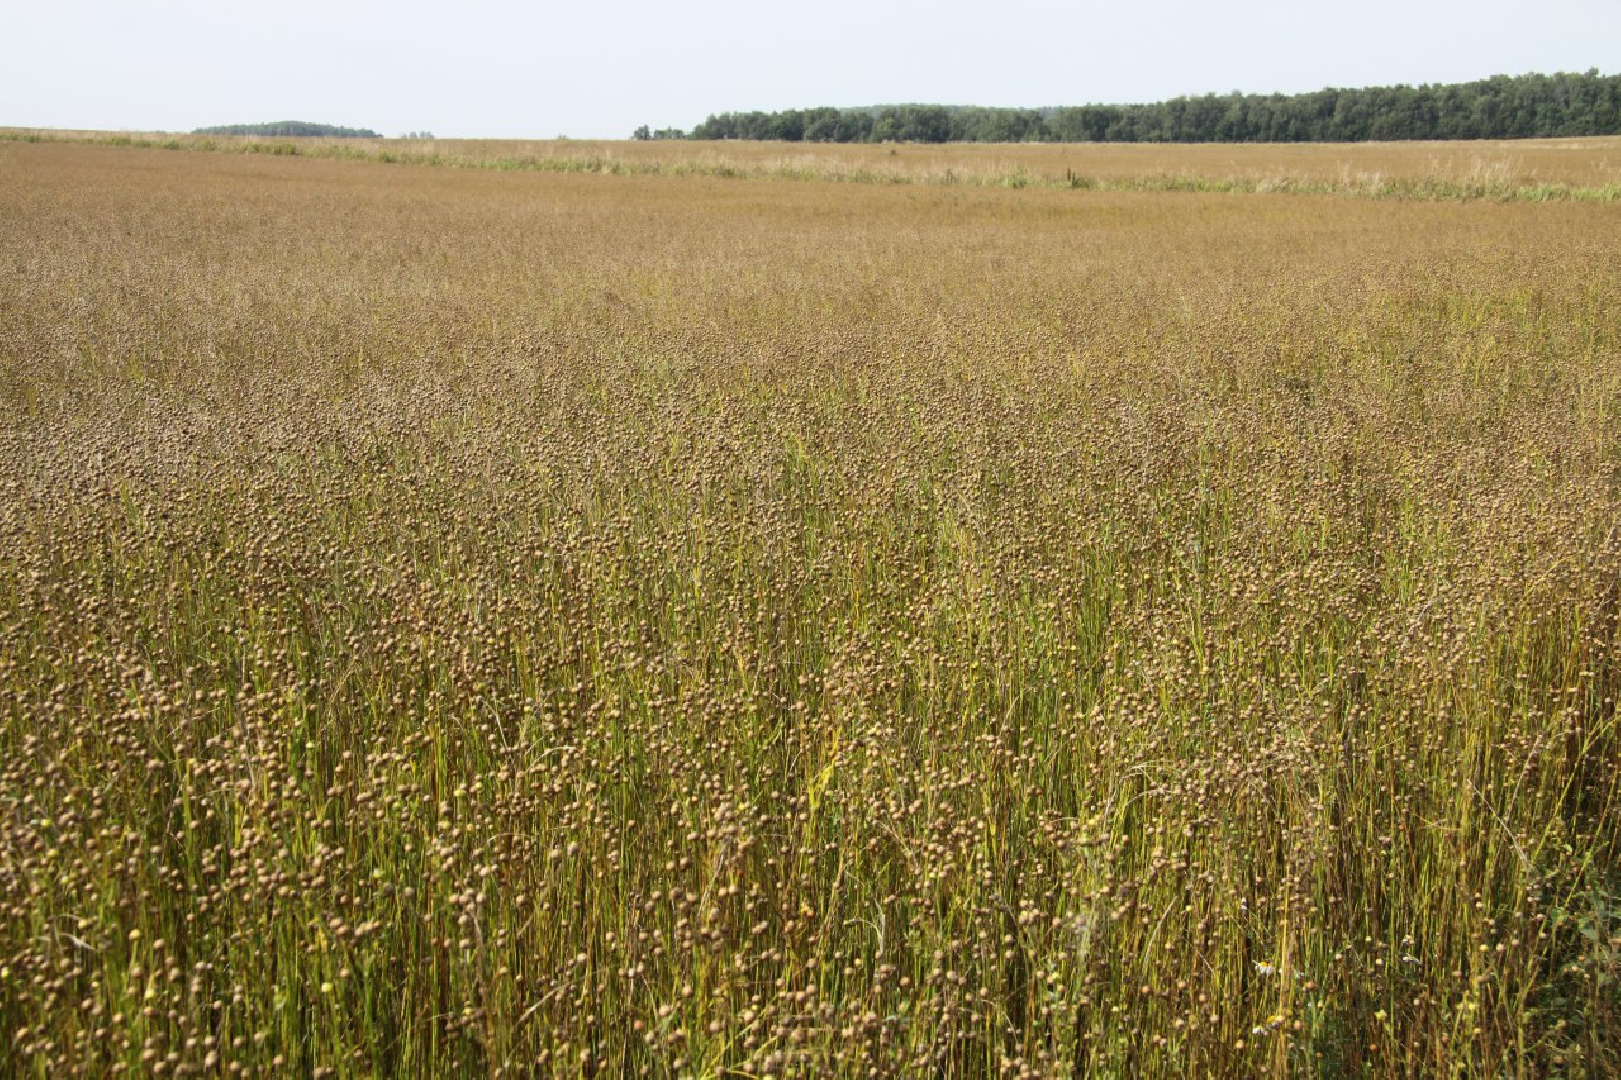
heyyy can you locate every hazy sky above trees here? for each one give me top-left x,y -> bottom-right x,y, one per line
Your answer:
7,0 -> 1619,138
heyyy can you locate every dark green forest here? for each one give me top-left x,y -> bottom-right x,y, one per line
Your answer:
660,70 -> 1621,143
192,121 -> 380,138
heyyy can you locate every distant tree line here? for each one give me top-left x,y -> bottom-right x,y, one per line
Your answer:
631,125 -> 689,141
665,71 -> 1621,143
192,121 -> 381,138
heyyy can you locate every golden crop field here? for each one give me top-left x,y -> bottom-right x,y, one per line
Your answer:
1,139 -> 1619,1077
9,129 -> 1621,197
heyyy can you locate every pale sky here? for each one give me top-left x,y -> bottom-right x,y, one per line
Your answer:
6,1 -> 1619,139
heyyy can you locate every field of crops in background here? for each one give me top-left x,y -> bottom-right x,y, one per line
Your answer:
7,129 -> 1621,198
1,140 -> 1618,1076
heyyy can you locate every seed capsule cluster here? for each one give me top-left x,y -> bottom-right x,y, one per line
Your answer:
1,142 -> 1618,1076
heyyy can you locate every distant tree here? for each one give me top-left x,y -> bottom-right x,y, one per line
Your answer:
767,110 -> 806,141
632,125 -> 652,141
801,107 -> 843,142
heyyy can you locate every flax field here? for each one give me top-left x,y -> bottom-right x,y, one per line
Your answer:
1,140 -> 1619,1077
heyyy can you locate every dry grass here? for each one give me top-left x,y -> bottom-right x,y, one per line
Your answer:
1,141 -> 1619,1077
7,129 -> 1621,199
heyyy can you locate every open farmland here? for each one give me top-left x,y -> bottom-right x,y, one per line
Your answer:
1,140 -> 1619,1076
8,129 -> 1621,198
